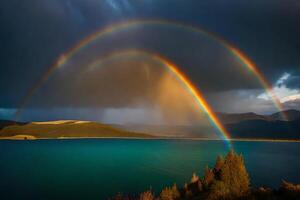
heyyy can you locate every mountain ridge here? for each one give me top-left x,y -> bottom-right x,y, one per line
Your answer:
217,109 -> 300,124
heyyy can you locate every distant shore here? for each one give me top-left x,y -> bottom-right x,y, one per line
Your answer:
1,135 -> 300,143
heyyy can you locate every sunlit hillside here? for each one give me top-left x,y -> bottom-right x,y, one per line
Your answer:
0,120 -> 153,139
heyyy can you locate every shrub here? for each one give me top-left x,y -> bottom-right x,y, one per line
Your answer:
190,173 -> 200,183
184,172 -> 203,196
139,190 -> 155,200
110,193 -> 132,200
252,187 -> 274,200
160,184 -> 180,200
183,183 -> 192,198
281,180 -> 300,192
278,180 -> 300,200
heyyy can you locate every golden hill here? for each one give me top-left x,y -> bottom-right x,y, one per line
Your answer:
0,120 -> 154,139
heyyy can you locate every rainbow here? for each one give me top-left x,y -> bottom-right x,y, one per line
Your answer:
15,19 -> 286,136
228,48 -> 286,119
151,54 -> 232,143
86,49 -> 231,143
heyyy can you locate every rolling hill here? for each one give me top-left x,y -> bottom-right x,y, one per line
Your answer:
0,120 -> 154,139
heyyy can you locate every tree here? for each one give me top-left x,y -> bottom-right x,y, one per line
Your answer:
208,150 -> 250,199
203,166 -> 215,189
215,155 -> 224,170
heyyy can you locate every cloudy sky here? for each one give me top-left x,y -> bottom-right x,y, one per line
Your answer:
0,0 -> 300,123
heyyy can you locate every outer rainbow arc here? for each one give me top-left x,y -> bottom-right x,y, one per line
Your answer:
16,19 -> 285,121
70,19 -> 285,118
228,47 -> 287,120
86,49 -> 232,144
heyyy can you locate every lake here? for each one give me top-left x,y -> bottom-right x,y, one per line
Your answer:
0,139 -> 300,200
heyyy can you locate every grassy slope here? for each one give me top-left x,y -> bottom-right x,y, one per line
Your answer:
0,121 -> 154,138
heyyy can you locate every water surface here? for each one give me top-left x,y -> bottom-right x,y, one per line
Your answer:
0,139 -> 299,200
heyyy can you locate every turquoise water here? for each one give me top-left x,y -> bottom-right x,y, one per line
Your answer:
0,139 -> 300,200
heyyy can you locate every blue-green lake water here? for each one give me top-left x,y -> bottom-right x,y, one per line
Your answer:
0,139 -> 300,200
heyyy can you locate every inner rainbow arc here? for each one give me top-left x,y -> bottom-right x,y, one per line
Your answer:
160,56 -> 231,142
87,49 -> 231,144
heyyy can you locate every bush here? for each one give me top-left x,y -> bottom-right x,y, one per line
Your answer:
139,190 -> 155,200
160,184 -> 180,200
183,173 -> 203,196
110,193 -> 132,200
252,187 -> 274,200
190,173 -> 200,183
278,180 -> 300,199
281,180 -> 300,192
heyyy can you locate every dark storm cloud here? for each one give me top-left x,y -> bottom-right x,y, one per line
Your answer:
0,0 -> 299,112
0,0 -> 89,107
286,75 -> 300,89
148,0 -> 300,85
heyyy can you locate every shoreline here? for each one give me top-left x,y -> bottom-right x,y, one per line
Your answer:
1,135 -> 300,143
